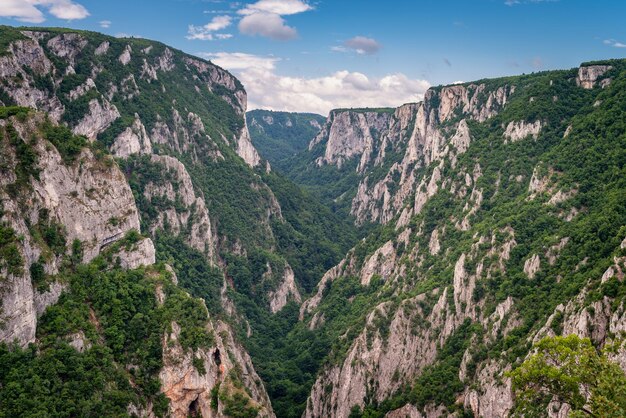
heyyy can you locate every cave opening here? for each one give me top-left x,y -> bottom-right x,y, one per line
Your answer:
188,397 -> 200,417
213,348 -> 221,366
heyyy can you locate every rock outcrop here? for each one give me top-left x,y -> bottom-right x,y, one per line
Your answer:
111,114 -> 152,157
310,110 -> 393,169
576,65 -> 612,89
237,118 -> 262,167
113,237 -> 156,269
72,98 -> 120,141
143,155 -> 217,259
268,263 -> 302,313
160,318 -> 274,418
308,83 -> 513,225
0,112 -> 142,346
504,120 -> 542,142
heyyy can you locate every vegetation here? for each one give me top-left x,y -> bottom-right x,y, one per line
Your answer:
246,109 -> 326,168
258,60 -> 626,416
0,25 -> 25,56
1,23 -> 626,418
0,106 -> 29,119
509,335 -> 626,417
0,238 -> 214,417
0,223 -> 22,276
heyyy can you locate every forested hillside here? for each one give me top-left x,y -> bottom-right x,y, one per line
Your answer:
0,25 -> 357,418
1,23 -> 625,418
246,110 -> 326,169
292,61 -> 626,418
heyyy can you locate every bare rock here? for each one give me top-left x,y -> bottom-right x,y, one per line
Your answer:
576,65 -> 612,89
268,263 -> 302,313
114,238 -> 156,269
385,404 -> 423,418
94,41 -> 109,56
237,119 -> 261,167
119,45 -> 132,65
72,98 -> 120,141
523,254 -> 541,279
46,33 -> 88,66
111,114 -> 153,157
504,120 -> 542,142
360,241 -> 397,285
68,77 -> 96,100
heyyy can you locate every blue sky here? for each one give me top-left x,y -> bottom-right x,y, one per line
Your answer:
1,0 -> 625,114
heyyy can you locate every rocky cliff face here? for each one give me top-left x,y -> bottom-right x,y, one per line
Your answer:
298,60 -> 626,417
160,317 -> 274,418
0,26 -> 279,417
0,27 -> 299,301
0,111 -> 148,346
302,83 -> 512,225
0,109 -> 275,416
310,110 -> 393,170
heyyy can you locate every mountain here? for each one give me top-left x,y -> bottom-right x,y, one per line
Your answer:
0,108 -> 273,417
1,23 -> 626,418
288,61 -> 626,417
0,25 -> 358,418
246,110 -> 326,170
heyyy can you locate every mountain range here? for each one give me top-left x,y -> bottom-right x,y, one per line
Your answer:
0,25 -> 625,418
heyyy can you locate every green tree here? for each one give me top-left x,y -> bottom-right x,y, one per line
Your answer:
509,335 -> 626,417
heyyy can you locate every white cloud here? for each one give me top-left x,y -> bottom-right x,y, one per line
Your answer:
238,12 -> 297,40
187,15 -> 233,40
204,15 -> 232,31
343,36 -> 381,55
99,20 -> 111,28
201,52 -> 430,115
200,52 -> 280,70
235,0 -> 312,40
604,39 -> 626,48
238,0 -> 312,16
47,0 -> 89,19
0,0 -> 89,23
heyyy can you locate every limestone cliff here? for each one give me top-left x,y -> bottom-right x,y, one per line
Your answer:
0,109 -> 275,417
298,60 -> 626,417
0,110 -> 149,346
303,83 -> 513,225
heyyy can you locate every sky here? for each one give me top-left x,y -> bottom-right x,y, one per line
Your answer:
1,0 -> 625,115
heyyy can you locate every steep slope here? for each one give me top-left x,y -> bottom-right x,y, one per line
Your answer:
246,110 -> 326,169
0,25 -> 359,314
279,108 -> 397,218
0,108 -> 274,417
260,61 -> 626,417
0,25 -> 361,418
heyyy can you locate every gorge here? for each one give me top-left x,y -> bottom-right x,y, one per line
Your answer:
0,25 -> 625,418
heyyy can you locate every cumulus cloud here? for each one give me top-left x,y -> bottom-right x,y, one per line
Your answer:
343,36 -> 381,55
238,0 -> 312,16
201,52 -> 430,115
200,51 -> 280,70
236,0 -> 311,40
238,12 -> 297,40
0,0 -> 89,23
187,15 -> 233,40
604,39 -> 626,48
99,20 -> 111,28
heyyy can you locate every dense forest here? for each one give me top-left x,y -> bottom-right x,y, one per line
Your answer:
0,23 -> 625,418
